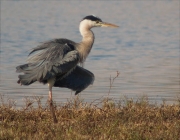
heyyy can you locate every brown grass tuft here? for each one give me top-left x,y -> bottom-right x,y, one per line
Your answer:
0,94 -> 180,140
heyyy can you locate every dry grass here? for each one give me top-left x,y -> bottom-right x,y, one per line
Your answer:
0,94 -> 180,140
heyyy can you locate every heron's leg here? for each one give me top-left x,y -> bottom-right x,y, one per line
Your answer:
48,78 -> 58,123
48,78 -> 55,100
49,88 -> 53,101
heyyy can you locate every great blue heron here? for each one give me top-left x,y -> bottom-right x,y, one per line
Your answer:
16,15 -> 118,122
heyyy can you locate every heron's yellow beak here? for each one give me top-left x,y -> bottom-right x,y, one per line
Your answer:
101,22 -> 119,28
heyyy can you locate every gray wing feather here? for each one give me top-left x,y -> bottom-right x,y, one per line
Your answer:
16,39 -> 79,85
27,39 -> 76,64
28,50 -> 79,82
29,39 -> 75,56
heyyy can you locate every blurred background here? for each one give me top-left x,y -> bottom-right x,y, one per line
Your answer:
1,1 -> 179,106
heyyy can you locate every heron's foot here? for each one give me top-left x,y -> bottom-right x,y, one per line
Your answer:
49,99 -> 58,123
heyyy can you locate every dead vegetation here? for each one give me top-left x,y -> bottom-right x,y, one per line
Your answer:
0,94 -> 180,140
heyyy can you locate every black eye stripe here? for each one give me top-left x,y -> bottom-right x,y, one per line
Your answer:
82,15 -> 102,22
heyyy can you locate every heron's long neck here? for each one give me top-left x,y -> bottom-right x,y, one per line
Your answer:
77,25 -> 94,63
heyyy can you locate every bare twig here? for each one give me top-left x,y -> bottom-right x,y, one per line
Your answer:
0,94 -> 5,107
33,96 -> 43,109
23,97 -> 35,111
108,71 -> 120,96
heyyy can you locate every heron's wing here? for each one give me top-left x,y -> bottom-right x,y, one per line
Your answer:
27,39 -> 76,63
16,39 -> 79,84
54,66 -> 95,95
17,51 -> 79,83
37,49 -> 80,81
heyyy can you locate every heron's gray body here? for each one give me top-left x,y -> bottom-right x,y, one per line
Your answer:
16,15 -> 118,96
16,38 -> 94,94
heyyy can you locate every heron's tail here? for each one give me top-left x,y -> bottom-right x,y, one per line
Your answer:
16,64 -> 37,85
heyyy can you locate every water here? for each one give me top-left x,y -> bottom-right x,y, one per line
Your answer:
1,1 -> 179,106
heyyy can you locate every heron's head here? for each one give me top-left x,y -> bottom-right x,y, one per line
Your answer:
80,15 -> 119,29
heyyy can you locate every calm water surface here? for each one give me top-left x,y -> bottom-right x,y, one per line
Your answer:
1,1 -> 179,106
